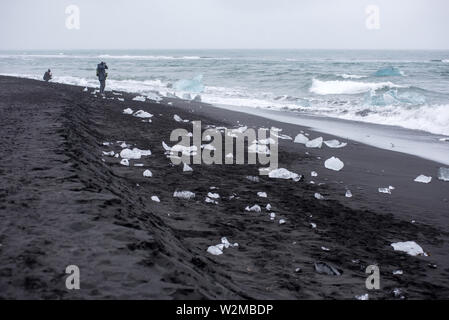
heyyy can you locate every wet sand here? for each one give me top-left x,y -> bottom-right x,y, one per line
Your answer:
0,75 -> 448,300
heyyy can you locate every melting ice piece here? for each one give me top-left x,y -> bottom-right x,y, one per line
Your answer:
225,153 -> 233,159
133,110 -> 153,118
355,294 -> 369,301
438,167 -> 449,182
311,171 -> 318,177
151,196 -> 160,202
257,192 -> 267,198
173,191 -> 196,200
294,134 -> 309,144
379,187 -> 392,194
314,193 -> 325,200
117,98 -> 125,102
414,175 -> 432,184
306,137 -> 323,148
120,159 -> 129,166
268,168 -> 301,182
183,163 -> 193,172
266,204 -> 272,211
393,270 -> 403,275
279,219 -> 286,225
324,140 -> 347,149
314,262 -> 342,276
208,192 -> 220,199
120,148 -> 152,160
205,197 -> 218,204
83,87 -> 88,92
245,205 -> 262,213
207,245 -> 223,256
202,144 -> 217,151
102,151 -> 115,157
270,212 -> 276,220
143,169 -> 153,177
174,114 -> 189,123
391,241 -> 426,256
133,96 -> 146,102
345,190 -> 353,198
171,144 -> 198,157
325,157 -> 344,171
123,108 -> 133,114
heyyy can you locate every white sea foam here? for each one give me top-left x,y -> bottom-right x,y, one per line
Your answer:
310,79 -> 404,95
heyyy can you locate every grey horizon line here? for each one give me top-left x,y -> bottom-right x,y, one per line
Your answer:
1,47 -> 449,51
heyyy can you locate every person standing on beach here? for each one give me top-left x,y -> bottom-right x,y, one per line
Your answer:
96,62 -> 108,94
43,69 -> 52,82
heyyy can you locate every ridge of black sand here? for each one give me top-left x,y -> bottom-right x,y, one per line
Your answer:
1,75 -> 449,300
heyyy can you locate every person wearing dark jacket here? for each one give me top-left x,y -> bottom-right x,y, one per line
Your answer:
43,69 -> 52,82
96,62 -> 108,94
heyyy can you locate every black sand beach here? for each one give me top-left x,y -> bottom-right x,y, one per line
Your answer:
1,75 -> 449,300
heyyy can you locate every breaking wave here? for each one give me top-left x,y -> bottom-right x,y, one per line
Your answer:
310,79 -> 405,95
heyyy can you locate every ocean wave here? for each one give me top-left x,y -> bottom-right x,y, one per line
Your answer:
373,67 -> 404,77
339,74 -> 367,79
97,54 -> 203,60
310,79 -> 404,95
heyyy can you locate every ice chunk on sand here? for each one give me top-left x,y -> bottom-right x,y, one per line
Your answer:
133,96 -> 146,102
379,187 -> 394,194
117,98 -> 124,102
102,151 -> 115,157
208,192 -> 220,199
205,197 -> 218,204
414,175 -> 432,184
183,163 -> 193,172
123,108 -> 133,115
268,168 -> 301,182
355,294 -> 369,301
345,190 -> 353,198
151,196 -> 160,202
245,205 -> 262,213
246,176 -> 260,183
393,270 -> 403,275
311,171 -> 318,177
175,75 -> 205,93
294,134 -> 309,144
162,141 -> 171,151
306,137 -> 323,148
314,193 -> 325,200
171,144 -> 198,156
279,219 -> 286,225
174,114 -> 189,123
270,212 -> 276,220
173,191 -> 195,199
248,143 -> 270,155
438,167 -> 449,182
391,241 -> 426,256
207,245 -> 223,256
120,148 -> 152,160
120,159 -> 129,166
143,169 -> 153,177
324,139 -> 347,149
257,192 -> 267,198
133,110 -> 153,118
83,87 -> 88,92
325,157 -> 344,171
207,237 -> 238,256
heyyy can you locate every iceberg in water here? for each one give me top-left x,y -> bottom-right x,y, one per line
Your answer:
324,157 -> 344,171
174,75 -> 205,93
438,167 -> 449,182
373,67 -> 403,77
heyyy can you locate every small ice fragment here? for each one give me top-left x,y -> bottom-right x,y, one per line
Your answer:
174,114 -> 189,123
306,137 -> 323,148
151,196 -> 160,203
117,98 -> 124,102
123,108 -> 133,115
393,270 -> 403,275
294,134 -> 309,144
207,192 -> 220,199
173,191 -> 195,200
379,187 -> 391,194
324,157 -> 344,171
120,148 -> 152,159
205,197 -> 218,204
266,204 -> 272,211
391,241 -> 426,256
355,294 -> 369,301
438,167 -> 449,182
257,192 -> 267,198
102,151 -> 115,156
83,87 -> 88,92
270,212 -> 276,220
310,223 -> 317,229
345,190 -> 353,198
414,175 -> 432,184
324,140 -> 347,149
321,246 -> 330,252
314,193 -> 325,200
134,164 -> 144,167
204,135 -> 212,142
311,171 -> 318,177
133,110 -> 153,118
207,246 -> 223,256
245,205 -> 262,213
268,168 -> 301,182
246,175 -> 260,182
162,141 -> 171,151
143,169 -> 153,177
183,163 -> 193,172
133,96 -> 146,102
279,219 -> 286,225
120,159 -> 129,166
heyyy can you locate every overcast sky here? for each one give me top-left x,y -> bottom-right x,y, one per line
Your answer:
1,0 -> 448,50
